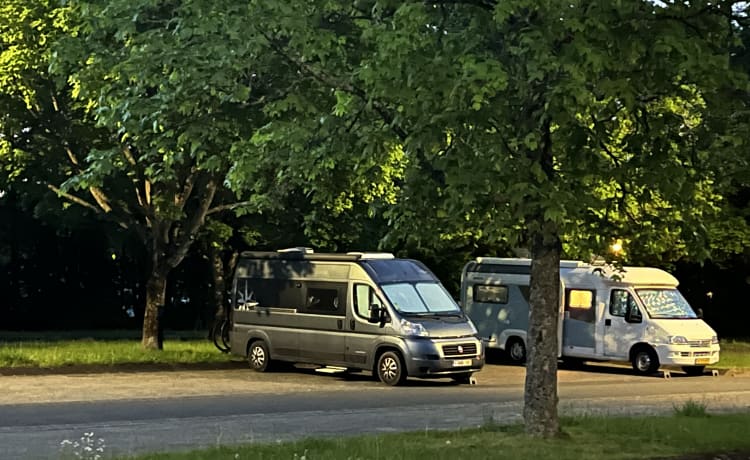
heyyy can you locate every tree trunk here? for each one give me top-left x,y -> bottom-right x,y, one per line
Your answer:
523,225 -> 562,437
142,266 -> 168,350
209,245 -> 227,322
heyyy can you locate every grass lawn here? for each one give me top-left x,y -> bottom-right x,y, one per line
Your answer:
714,339 -> 750,369
0,331 -> 235,368
112,412 -> 750,460
0,332 -> 748,370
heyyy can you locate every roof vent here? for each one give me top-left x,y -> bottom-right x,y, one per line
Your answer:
346,252 -> 395,260
277,247 -> 314,254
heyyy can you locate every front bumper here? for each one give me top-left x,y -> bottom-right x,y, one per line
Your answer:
402,337 -> 485,378
655,343 -> 720,367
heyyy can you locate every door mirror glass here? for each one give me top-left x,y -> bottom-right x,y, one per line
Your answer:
369,304 -> 382,323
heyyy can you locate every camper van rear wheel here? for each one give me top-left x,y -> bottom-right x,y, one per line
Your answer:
631,346 -> 659,375
507,338 -> 527,364
451,373 -> 474,384
682,365 -> 705,376
376,351 -> 406,386
248,340 -> 271,372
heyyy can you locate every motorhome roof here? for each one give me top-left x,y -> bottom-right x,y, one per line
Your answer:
468,257 -> 679,286
474,257 -> 587,269
240,250 -> 395,261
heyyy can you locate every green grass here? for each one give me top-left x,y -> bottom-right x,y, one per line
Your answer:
116,413 -> 750,460
714,339 -> 750,369
0,334 -> 234,368
1,331 -> 748,370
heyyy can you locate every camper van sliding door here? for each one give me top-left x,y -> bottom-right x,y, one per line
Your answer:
297,282 -> 348,364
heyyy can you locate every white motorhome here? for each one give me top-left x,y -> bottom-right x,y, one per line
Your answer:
460,257 -> 720,375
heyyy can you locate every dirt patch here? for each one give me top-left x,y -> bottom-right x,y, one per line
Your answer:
655,452 -> 750,460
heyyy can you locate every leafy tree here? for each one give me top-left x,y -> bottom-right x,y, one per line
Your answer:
1,0 -> 290,348
244,0 -> 747,436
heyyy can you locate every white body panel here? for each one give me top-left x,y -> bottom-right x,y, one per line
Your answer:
460,258 -> 720,372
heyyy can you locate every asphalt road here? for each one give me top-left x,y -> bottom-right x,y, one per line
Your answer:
1,361 -> 748,459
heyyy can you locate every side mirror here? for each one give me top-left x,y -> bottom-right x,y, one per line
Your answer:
369,304 -> 382,324
696,307 -> 704,319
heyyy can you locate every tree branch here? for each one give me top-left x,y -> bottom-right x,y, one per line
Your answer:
207,200 -> 253,215
165,177 -> 218,269
47,183 -> 101,214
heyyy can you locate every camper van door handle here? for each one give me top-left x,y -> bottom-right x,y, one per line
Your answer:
350,319 -> 356,330
337,319 -> 343,330
605,319 -> 611,326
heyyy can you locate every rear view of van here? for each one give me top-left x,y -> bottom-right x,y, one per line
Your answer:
230,249 -> 484,385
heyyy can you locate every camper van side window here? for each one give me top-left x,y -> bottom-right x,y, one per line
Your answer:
474,285 -> 509,304
610,289 -> 638,317
303,284 -> 346,316
565,289 -> 595,322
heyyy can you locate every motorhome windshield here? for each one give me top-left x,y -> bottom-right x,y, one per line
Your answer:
635,289 -> 698,319
382,282 -> 460,314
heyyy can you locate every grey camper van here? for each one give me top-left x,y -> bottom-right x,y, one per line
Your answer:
229,249 -> 484,385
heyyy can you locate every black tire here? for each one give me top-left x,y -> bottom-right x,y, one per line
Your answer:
561,357 -> 586,369
376,351 -> 406,386
682,366 -> 705,376
451,372 -> 474,384
211,319 -> 231,353
506,338 -> 527,364
247,340 -> 271,372
631,346 -> 660,375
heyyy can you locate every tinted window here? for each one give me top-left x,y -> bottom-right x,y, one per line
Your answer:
610,289 -> 639,317
234,278 -> 303,309
302,283 -> 346,316
473,285 -> 509,304
361,259 -> 436,283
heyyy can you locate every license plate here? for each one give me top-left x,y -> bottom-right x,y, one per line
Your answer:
695,358 -> 710,365
453,359 -> 472,367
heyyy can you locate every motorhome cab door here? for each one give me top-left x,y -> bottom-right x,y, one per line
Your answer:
345,283 -> 389,366
602,288 -> 647,358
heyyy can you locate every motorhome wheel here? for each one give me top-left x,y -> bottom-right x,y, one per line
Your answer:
682,366 -> 705,376
507,339 -> 527,364
631,346 -> 659,375
248,340 -> 270,372
376,351 -> 406,386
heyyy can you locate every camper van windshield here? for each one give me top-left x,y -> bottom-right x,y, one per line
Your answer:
635,289 -> 698,319
381,282 -> 460,314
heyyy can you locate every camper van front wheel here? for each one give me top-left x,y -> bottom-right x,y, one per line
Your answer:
631,346 -> 659,375
376,351 -> 406,386
248,340 -> 271,372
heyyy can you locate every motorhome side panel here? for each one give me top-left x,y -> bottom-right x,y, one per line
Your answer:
462,271 -> 531,351
230,258 -> 353,363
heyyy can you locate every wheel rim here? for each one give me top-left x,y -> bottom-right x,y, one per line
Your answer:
380,356 -> 399,382
636,352 -> 651,372
250,345 -> 265,368
509,342 -> 525,361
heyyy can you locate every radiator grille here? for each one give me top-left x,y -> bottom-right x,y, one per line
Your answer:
442,343 -> 478,357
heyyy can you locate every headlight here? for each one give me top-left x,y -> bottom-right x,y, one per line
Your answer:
711,336 -> 719,344
668,336 -> 688,344
400,319 -> 429,337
